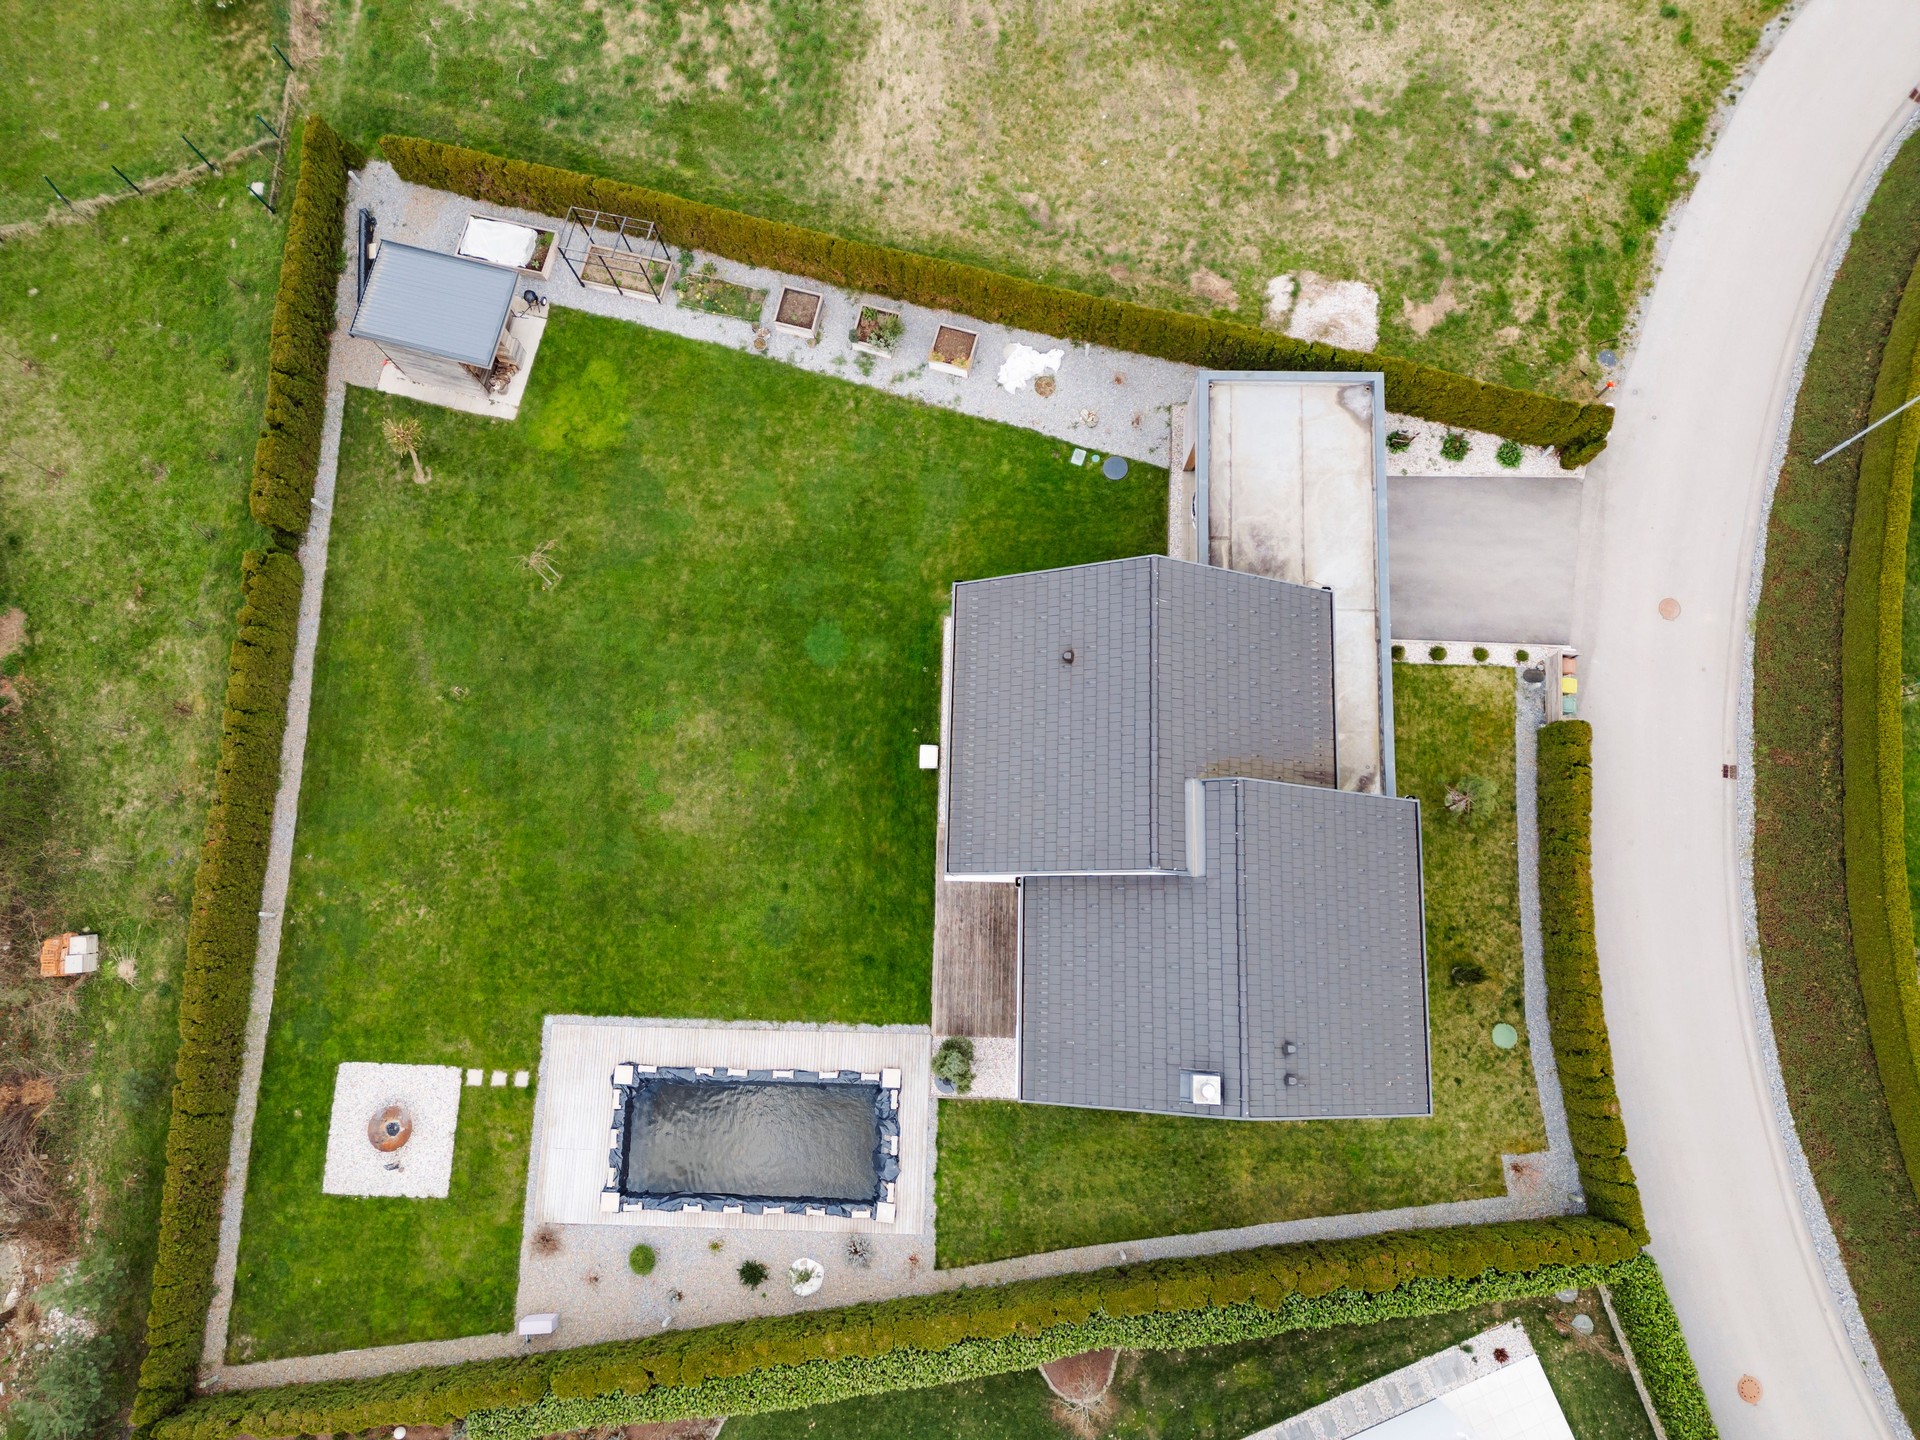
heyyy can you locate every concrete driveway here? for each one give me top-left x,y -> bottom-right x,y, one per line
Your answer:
1386,476 -> 1581,643
1575,1 -> 1920,1435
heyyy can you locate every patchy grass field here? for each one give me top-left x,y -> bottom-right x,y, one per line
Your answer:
223,311 -> 1167,1360
934,664 -> 1542,1266
725,1291 -> 1655,1440
0,166 -> 284,1431
315,0 -> 1774,396
0,0 -> 283,225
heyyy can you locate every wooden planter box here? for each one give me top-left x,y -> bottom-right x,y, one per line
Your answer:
850,304 -> 904,357
773,286 -> 824,339
929,325 -> 979,376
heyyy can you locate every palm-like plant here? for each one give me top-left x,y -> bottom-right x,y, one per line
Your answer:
381,416 -> 430,485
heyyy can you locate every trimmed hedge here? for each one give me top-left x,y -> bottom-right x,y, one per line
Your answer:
1840,238 -> 1920,1197
1537,722 -> 1648,1243
377,135 -> 1612,467
248,116 -> 363,540
1608,1255 -> 1718,1440
131,551 -> 304,1427
150,1217 -> 1639,1439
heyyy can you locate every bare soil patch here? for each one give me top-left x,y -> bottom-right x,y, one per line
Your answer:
1040,1347 -> 1119,1403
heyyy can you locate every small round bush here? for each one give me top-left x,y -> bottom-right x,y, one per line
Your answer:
1428,645 -> 1447,662
1515,649 -> 1530,662
1496,438 -> 1523,468
1385,429 -> 1414,453
1440,431 -> 1470,462
1450,963 -> 1488,987
629,1243 -> 656,1276
738,1260 -> 769,1288
1472,646 -> 1490,662
932,1036 -> 976,1094
1391,643 -> 1405,660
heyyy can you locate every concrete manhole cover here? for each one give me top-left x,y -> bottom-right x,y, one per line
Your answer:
1101,454 -> 1129,480
1491,1023 -> 1519,1050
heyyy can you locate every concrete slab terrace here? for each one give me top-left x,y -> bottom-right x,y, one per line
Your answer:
1385,475 -> 1582,645
1190,374 -> 1387,794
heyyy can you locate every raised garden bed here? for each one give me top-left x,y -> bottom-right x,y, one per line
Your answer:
679,263 -> 769,323
850,304 -> 904,357
929,324 -> 979,376
580,248 -> 673,302
774,286 -> 825,339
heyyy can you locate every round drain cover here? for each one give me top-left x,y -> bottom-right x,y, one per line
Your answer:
1491,1023 -> 1519,1050
1101,454 -> 1129,480
369,1103 -> 413,1153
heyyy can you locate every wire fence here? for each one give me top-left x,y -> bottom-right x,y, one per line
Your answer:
8,40 -> 294,229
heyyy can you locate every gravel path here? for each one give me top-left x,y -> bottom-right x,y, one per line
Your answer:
352,162 -> 1571,478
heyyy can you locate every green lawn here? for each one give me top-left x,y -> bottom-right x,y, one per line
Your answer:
725,1292 -> 1655,1440
0,166 -> 285,1431
224,310 -> 1167,1361
935,664 -> 1543,1266
311,0 -> 1774,396
0,0 -> 283,224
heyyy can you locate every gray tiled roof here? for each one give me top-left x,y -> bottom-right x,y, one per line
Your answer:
1020,780 -> 1429,1120
350,242 -> 517,367
945,557 -> 1334,876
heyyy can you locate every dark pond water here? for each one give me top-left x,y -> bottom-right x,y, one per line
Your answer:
621,1080 -> 883,1203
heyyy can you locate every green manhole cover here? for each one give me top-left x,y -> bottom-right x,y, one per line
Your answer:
1491,1023 -> 1519,1049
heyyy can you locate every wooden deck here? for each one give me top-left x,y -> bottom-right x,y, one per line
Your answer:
932,875 -> 1018,1037
930,615 -> 1019,1037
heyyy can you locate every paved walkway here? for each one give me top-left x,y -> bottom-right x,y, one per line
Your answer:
1574,0 -> 1920,1434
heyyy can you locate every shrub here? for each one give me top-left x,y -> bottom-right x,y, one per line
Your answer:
1440,431 -> 1470,462
1840,236 -> 1920,1199
376,136 -> 1613,466
1443,775 -> 1496,822
738,1261 -> 770,1289
1391,643 -> 1405,660
1608,1255 -> 1718,1439
1472,646 -> 1490,662
1536,722 -> 1648,1242
249,117 -> 365,541
149,1218 -> 1642,1439
1515,649 -> 1530,662
132,551 -> 304,1427
1450,964 -> 1488,987
1428,645 -> 1447,662
1386,429 -> 1414,453
629,1245 -> 657,1277
932,1037 -> 975,1095
1496,438 -> 1523,468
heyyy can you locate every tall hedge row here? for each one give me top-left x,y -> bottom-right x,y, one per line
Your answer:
1608,1255 -> 1719,1440
150,1217 -> 1639,1439
377,135 -> 1612,467
1536,721 -> 1648,1242
248,116 -> 362,540
1839,238 -> 1920,1197
132,550 -> 303,1427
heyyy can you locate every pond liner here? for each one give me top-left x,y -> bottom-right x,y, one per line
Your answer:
607,1065 -> 901,1216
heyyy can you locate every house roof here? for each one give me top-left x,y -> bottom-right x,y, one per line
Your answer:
350,241 -> 517,367
1019,779 -> 1429,1120
944,556 -> 1336,877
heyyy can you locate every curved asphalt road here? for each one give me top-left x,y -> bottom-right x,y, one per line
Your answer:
1576,3 -> 1920,1436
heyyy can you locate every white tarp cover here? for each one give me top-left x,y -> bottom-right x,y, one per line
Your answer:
997,342 -> 1064,393
459,215 -> 540,269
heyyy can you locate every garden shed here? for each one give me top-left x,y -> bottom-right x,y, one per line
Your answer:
350,241 -> 526,396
